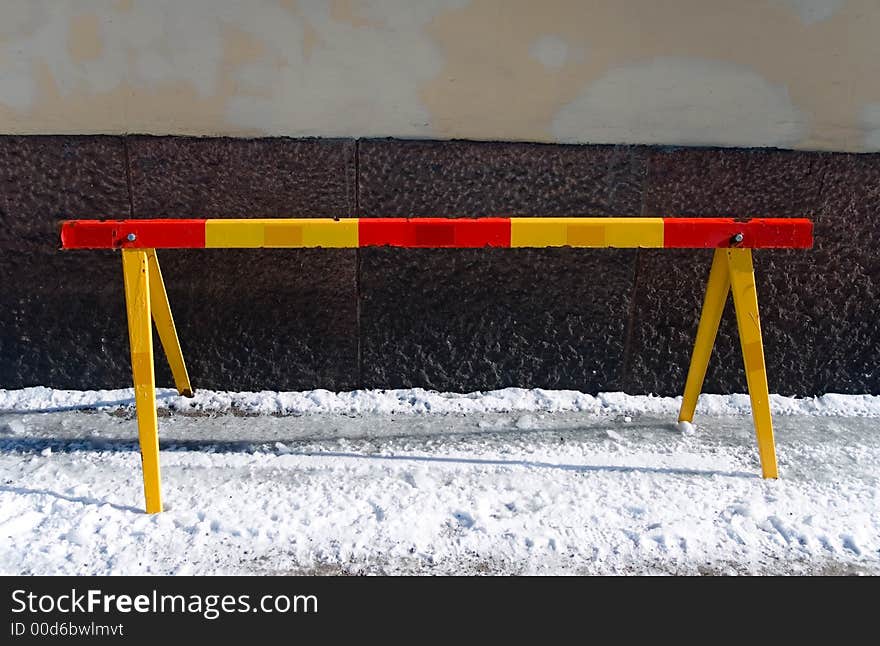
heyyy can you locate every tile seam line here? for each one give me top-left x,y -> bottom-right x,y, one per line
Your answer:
620,156 -> 652,390
123,135 -> 135,220
355,138 -> 363,390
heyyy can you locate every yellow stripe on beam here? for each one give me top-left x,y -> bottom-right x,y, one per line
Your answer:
510,218 -> 664,248
205,219 -> 359,248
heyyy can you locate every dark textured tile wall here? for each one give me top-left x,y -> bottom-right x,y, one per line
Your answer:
0,136 -> 131,390
1,136 -> 358,391
125,136 -> 359,391
625,148 -> 880,395
357,139 -> 647,391
1,136 -> 877,395
625,148 -> 825,396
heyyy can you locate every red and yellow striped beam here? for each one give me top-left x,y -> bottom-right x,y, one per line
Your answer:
60,217 -> 813,250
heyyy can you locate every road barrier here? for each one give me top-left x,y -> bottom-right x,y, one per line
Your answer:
61,217 -> 813,513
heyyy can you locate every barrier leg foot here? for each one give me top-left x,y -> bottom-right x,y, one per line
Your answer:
727,248 -> 778,479
146,250 -> 193,397
122,249 -> 163,513
678,249 -> 730,423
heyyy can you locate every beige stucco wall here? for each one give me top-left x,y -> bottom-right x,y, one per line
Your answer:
1,0 -> 879,151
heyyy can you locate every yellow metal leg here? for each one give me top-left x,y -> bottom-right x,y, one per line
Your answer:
145,250 -> 193,397
727,248 -> 779,479
122,249 -> 163,513
678,249 -> 730,423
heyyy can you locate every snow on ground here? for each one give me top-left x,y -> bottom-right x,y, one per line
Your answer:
1,388 -> 879,575
4,385 -> 880,417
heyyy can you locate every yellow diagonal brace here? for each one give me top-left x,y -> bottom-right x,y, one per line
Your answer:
679,249 -> 730,423
727,248 -> 778,479
146,250 -> 193,397
122,249 -> 163,513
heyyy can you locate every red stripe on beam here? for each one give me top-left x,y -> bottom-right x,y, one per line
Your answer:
359,218 -> 511,247
61,220 -> 207,249
663,218 -> 813,248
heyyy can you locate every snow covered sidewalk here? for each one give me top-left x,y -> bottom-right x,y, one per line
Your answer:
1,388 -> 879,575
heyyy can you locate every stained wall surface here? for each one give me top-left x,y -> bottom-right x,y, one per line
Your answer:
2,0 -> 880,151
